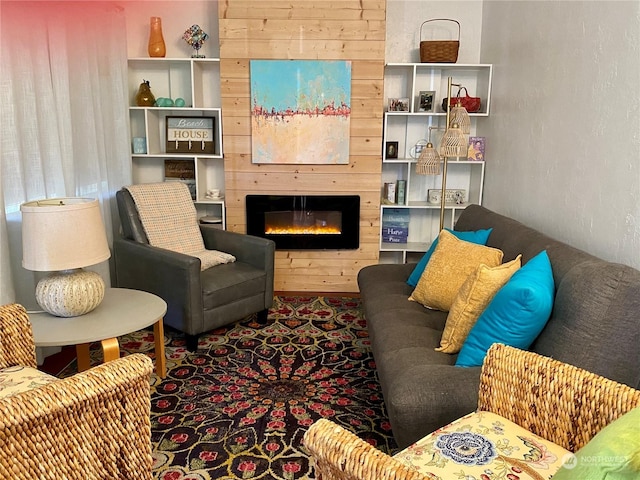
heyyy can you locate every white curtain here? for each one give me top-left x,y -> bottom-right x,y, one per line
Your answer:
0,2 -> 132,307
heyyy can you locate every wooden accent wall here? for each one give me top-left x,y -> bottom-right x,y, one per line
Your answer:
218,0 -> 385,292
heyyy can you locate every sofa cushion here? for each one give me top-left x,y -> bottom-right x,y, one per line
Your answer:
406,228 -> 493,287
436,255 -> 522,354
456,250 -> 555,367
202,261 -> 267,310
409,230 -> 504,312
394,410 -> 570,479
0,365 -> 57,398
550,406 -> 640,479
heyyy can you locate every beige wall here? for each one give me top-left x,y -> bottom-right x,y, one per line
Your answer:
219,0 -> 386,292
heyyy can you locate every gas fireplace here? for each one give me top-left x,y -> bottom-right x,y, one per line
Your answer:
246,195 -> 360,250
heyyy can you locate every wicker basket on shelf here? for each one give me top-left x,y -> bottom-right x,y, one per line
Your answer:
419,19 -> 460,63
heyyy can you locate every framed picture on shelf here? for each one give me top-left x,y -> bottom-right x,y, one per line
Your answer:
417,90 -> 435,112
164,159 -> 196,199
385,141 -> 399,159
166,116 -> 215,154
388,97 -> 410,112
467,136 -> 485,161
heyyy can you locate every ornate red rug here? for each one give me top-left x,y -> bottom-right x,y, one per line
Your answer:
64,295 -> 397,479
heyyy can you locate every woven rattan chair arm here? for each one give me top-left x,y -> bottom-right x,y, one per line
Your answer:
0,353 -> 154,480
304,418 -> 426,480
478,343 -> 640,452
0,303 -> 37,369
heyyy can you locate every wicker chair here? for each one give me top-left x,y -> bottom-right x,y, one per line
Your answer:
0,303 -> 154,479
304,343 -> 640,480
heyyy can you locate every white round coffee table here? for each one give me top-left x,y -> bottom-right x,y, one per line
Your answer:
30,288 -> 167,378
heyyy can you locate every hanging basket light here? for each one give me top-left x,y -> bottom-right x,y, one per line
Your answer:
416,142 -> 441,175
439,122 -> 467,158
449,100 -> 471,134
416,126 -> 441,175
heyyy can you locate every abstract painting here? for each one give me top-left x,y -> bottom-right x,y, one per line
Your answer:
250,60 -> 351,164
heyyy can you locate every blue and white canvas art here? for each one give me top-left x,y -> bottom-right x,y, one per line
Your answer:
250,60 -> 351,164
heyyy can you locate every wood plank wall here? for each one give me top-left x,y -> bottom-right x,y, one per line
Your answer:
218,0 -> 385,292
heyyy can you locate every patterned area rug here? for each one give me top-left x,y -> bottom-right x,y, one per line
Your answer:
62,295 -> 397,479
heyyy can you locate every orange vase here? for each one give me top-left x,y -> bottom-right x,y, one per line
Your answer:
148,17 -> 166,58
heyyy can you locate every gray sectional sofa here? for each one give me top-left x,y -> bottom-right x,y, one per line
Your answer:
359,204 -> 640,448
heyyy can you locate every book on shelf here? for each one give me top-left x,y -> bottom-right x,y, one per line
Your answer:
382,233 -> 408,243
382,181 -> 407,205
382,208 -> 410,224
396,180 -> 406,205
467,136 -> 485,162
382,223 -> 409,240
382,182 -> 396,204
382,208 -> 409,243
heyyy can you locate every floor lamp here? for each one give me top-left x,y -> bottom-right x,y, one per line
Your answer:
415,76 -> 470,231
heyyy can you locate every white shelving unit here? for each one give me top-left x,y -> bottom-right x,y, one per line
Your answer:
128,57 -> 225,228
381,63 -> 492,264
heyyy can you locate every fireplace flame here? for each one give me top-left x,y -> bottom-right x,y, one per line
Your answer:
265,225 -> 341,235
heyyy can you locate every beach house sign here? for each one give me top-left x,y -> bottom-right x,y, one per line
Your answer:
166,116 -> 215,154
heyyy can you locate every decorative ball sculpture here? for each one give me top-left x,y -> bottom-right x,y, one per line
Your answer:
182,24 -> 209,58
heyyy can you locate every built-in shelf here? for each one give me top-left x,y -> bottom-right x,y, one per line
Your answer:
380,63 -> 492,264
127,57 -> 225,227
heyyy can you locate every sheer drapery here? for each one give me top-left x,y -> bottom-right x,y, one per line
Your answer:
0,2 -> 132,307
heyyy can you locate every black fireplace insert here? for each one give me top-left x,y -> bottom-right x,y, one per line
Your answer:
246,195 -> 360,250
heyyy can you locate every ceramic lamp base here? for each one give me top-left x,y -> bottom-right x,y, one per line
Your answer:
35,269 -> 105,317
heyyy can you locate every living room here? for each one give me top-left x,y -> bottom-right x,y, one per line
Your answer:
1,1 -> 639,479
2,0 -> 638,303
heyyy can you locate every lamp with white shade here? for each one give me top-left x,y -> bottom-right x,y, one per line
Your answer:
21,198 -> 111,317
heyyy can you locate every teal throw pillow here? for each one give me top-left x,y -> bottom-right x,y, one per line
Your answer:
407,228 -> 493,287
551,406 -> 640,479
455,250 -> 554,367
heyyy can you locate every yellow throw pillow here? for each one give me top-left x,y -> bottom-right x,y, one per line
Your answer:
409,230 -> 504,312
436,255 -> 522,353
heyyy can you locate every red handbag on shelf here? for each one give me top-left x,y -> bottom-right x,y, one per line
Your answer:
441,86 -> 481,112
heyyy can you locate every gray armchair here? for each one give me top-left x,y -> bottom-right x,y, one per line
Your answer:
114,186 -> 275,351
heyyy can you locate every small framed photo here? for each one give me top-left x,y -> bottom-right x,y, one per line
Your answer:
385,141 -> 399,159
417,90 -> 436,112
388,97 -> 410,112
467,136 -> 485,161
